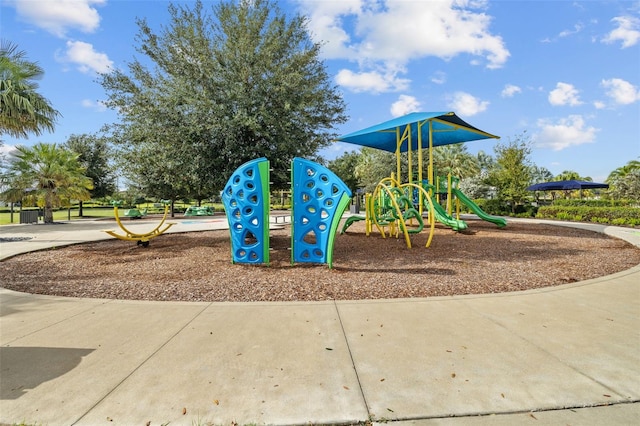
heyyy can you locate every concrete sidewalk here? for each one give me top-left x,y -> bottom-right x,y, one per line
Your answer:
1,217 -> 639,425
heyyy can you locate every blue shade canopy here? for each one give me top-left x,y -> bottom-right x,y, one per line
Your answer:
527,180 -> 609,191
336,112 -> 499,152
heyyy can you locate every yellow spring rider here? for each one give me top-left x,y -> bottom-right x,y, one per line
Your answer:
103,200 -> 175,247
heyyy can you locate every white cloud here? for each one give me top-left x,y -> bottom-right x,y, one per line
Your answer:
430,71 -> 447,85
10,0 -> 105,37
535,115 -> 598,151
60,40 -> 113,74
593,100 -> 606,109
447,92 -> 489,116
501,84 -> 522,98
548,82 -> 583,106
601,78 -> 640,105
81,98 -> 107,112
351,1 -> 509,68
335,68 -> 410,93
559,23 -> 584,38
0,143 -> 18,158
602,16 -> 640,48
297,0 -> 362,59
390,95 -> 421,117
298,0 -> 509,94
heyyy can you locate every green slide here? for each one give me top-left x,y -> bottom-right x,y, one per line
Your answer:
452,188 -> 507,228
426,199 -> 468,231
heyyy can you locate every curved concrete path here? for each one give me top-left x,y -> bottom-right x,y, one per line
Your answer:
1,217 -> 639,425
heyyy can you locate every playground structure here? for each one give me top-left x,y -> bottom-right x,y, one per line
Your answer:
122,207 -> 147,219
337,111 -> 507,248
103,200 -> 175,247
438,174 -> 507,228
184,206 -> 215,216
342,175 -> 438,248
221,157 -> 351,268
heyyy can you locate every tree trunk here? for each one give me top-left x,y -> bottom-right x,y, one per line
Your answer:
44,207 -> 54,223
79,200 -> 84,217
44,193 -> 54,223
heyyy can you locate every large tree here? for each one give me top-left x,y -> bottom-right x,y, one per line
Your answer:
1,143 -> 93,223
432,144 -> 480,179
0,40 -> 60,138
553,170 -> 593,199
554,170 -> 591,182
353,147 -> 404,193
327,151 -> 361,194
607,159 -> 640,202
486,134 -> 532,213
528,165 -> 555,202
100,0 -> 346,200
458,150 -> 496,199
530,165 -> 554,184
64,134 -> 117,215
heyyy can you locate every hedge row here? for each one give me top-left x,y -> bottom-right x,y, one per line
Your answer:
536,206 -> 640,226
550,199 -> 633,208
460,199 -> 538,218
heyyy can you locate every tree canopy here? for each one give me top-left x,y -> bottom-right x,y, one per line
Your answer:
607,159 -> 640,201
0,40 -> 60,139
327,151 -> 361,194
485,135 -> 532,212
1,143 -> 93,223
432,144 -> 480,179
100,0 -> 346,200
64,134 -> 116,199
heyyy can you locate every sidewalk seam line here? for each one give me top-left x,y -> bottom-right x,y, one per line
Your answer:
373,400 -> 640,423
333,300 -> 371,421
71,302 -> 213,425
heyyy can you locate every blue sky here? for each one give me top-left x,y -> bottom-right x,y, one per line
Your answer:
1,0 -> 639,182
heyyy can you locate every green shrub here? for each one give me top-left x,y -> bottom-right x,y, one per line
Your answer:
592,217 -> 609,224
472,198 -> 510,215
552,199 -> 631,207
537,205 -> 640,227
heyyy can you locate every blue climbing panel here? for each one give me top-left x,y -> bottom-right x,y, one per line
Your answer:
222,158 -> 270,264
291,158 -> 352,268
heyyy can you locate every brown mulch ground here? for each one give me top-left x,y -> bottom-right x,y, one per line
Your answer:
1,220 -> 639,302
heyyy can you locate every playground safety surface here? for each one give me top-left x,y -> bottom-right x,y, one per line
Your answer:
1,219 -> 639,302
1,217 -> 639,425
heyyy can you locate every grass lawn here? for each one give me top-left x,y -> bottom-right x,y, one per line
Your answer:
0,208 -> 115,225
0,203 -> 226,225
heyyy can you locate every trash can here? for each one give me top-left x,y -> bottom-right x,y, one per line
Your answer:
19,210 -> 38,224
349,196 -> 361,214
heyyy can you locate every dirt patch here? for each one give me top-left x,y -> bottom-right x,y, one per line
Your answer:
1,220 -> 639,302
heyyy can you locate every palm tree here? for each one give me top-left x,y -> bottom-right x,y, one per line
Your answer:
354,147 -> 399,193
2,143 -> 93,223
607,159 -> 640,201
432,144 -> 480,179
554,170 -> 591,182
554,170 -> 593,199
529,165 -> 555,202
476,150 -> 495,175
0,40 -> 61,138
530,165 -> 554,184
607,160 -> 640,182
